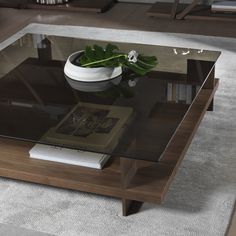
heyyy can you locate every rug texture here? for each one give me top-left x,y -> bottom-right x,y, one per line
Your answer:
0,24 -> 235,236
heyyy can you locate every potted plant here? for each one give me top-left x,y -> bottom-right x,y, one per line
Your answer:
64,43 -> 157,84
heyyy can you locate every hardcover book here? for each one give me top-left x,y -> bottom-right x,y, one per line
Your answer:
41,102 -> 133,152
29,144 -> 110,169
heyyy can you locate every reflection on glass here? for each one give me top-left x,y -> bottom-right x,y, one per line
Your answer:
65,74 -> 123,92
173,48 -> 190,55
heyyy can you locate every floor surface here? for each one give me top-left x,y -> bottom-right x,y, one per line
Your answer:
0,223 -> 54,236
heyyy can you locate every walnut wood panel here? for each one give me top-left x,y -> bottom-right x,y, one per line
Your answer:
0,141 -> 172,203
156,79 -> 219,200
120,158 -> 138,189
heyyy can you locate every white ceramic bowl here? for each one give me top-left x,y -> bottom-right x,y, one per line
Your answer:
64,51 -> 122,82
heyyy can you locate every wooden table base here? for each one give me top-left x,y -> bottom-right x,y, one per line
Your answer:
0,77 -> 219,216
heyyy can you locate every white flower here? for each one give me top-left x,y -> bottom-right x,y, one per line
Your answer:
128,79 -> 137,87
128,50 -> 138,63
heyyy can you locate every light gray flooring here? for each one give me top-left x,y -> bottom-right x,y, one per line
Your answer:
0,223 -> 54,236
0,4 -> 236,236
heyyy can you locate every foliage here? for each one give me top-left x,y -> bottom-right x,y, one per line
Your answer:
73,44 -> 157,76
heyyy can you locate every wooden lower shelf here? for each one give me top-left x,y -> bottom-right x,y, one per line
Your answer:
0,138 -> 172,203
0,79 -> 219,214
0,80 -> 219,198
147,2 -> 236,22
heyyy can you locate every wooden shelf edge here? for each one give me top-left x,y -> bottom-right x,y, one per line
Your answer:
158,79 -> 219,200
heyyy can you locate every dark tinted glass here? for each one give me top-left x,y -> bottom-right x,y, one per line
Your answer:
0,34 -> 220,161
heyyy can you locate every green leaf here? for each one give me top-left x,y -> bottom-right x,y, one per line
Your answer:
106,43 -> 119,52
93,44 -> 105,60
79,55 -> 88,65
105,44 -> 119,57
139,55 -> 157,62
126,62 -> 148,76
85,46 -> 94,60
75,43 -> 157,76
136,59 -> 156,70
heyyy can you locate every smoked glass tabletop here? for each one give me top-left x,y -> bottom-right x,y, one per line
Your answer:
0,33 -> 220,162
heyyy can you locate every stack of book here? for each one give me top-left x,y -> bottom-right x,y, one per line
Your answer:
36,0 -> 69,5
29,102 -> 133,169
29,144 -> 110,169
167,83 -> 200,104
41,102 -> 133,151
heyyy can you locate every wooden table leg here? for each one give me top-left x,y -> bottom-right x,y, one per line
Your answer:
120,158 -> 145,216
176,0 -> 200,19
207,99 -> 214,111
122,198 -> 143,216
171,0 -> 180,19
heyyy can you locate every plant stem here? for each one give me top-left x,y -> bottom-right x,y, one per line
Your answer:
82,54 -> 127,67
137,59 -> 156,68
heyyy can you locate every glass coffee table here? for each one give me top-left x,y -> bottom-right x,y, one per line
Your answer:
0,32 -> 220,215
